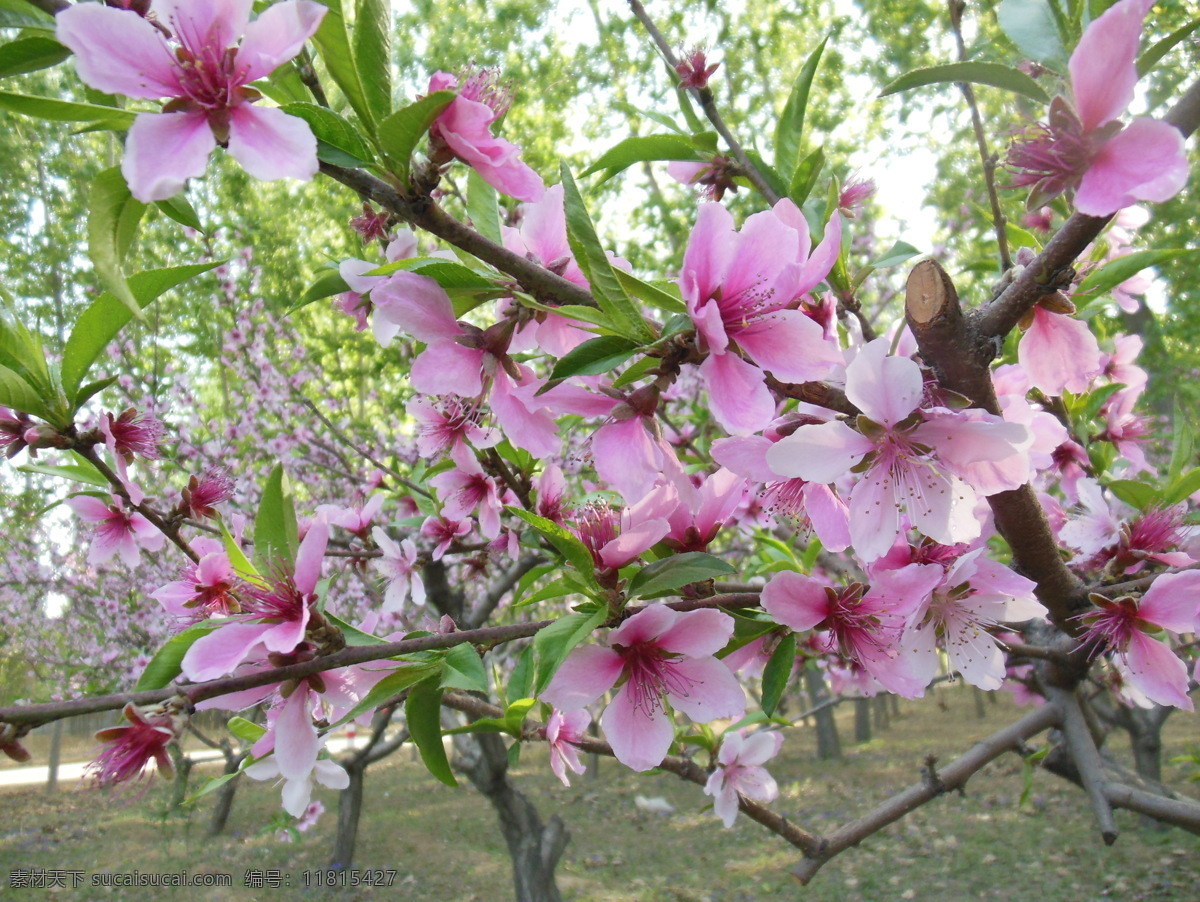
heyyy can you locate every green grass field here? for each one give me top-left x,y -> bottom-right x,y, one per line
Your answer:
2,684 -> 1198,901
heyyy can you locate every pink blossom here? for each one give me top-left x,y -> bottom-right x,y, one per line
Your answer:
1004,0 -> 1187,215
317,493 -> 384,537
1076,571 -> 1200,710
67,494 -> 165,567
681,200 -> 843,435
570,482 -> 679,571
181,522 -> 328,680
421,515 -> 472,560
761,571 -> 926,697
1017,306 -> 1103,396
545,709 -> 590,786
407,396 -> 499,460
703,730 -> 783,827
667,155 -> 740,201
664,467 -> 745,553
766,339 -> 1028,561
0,406 -> 30,458
429,69 -> 544,201
533,464 -> 569,526
350,202 -> 390,244
429,445 -> 505,539
181,469 -> 234,519
57,0 -> 326,202
675,47 -> 719,89
371,526 -> 426,612
541,604 -> 744,771
151,542 -> 241,621
87,701 -> 183,787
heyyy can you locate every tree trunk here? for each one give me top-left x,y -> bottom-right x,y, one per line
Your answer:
973,687 -> 987,720
873,694 -> 891,731
45,719 -> 63,794
169,747 -> 193,811
805,668 -> 841,761
207,752 -> 242,836
457,733 -> 568,902
330,759 -> 367,869
854,698 -> 872,743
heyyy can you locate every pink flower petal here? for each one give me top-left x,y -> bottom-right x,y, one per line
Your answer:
793,212 -> 842,297
607,604 -> 678,647
540,645 -> 624,710
665,657 -> 746,722
226,105 -> 318,183
1017,308 -> 1102,395
1069,0 -> 1146,132
181,622 -> 271,681
761,571 -> 830,631
655,609 -> 734,658
601,682 -> 675,771
122,111 -> 216,203
847,466 -> 903,562
1123,631 -> 1194,711
593,417 -> 662,500
803,482 -> 852,552
373,272 -> 461,343
56,4 -> 182,99
273,686 -> 320,781
410,342 -> 485,397
236,0 -> 327,82
845,338 -> 922,426
294,520 -> 328,597
680,203 -> 736,306
699,351 -> 776,436
156,0 -> 253,56
735,310 -> 841,384
1137,571 -> 1200,634
765,420 -> 874,484
1075,118 -> 1189,216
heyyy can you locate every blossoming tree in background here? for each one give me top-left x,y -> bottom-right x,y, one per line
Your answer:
0,0 -> 1198,897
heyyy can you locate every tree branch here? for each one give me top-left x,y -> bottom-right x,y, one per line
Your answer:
1050,686 -> 1117,844
792,703 -> 1060,884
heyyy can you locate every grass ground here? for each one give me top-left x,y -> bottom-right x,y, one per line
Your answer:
1,684 -> 1198,901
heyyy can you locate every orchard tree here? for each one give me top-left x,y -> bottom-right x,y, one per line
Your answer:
0,0 -> 1199,898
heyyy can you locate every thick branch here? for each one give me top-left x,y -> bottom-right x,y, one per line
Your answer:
792,702 -> 1060,883
1051,687 -> 1117,844
22,0 -> 68,14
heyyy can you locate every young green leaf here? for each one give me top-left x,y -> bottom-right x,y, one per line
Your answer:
254,463 -> 299,573
998,0 -> 1069,69
376,90 -> 456,179
0,36 -> 69,80
227,716 -> 267,744
760,632 -> 796,716
0,363 -> 47,419
0,90 -> 136,125
788,145 -> 825,207
328,661 -> 441,728
880,63 -> 1050,103
547,335 -> 639,383
508,507 -> 598,583
441,643 -> 489,693
87,167 -> 148,318
467,169 -> 503,245
311,0 -> 374,129
281,102 -> 376,166
774,36 -> 828,178
153,194 -> 204,232
61,263 -> 218,401
406,678 -> 457,787
626,552 -> 737,599
1138,16 -> 1200,77
354,0 -> 392,125
560,165 -> 654,342
580,133 -> 702,181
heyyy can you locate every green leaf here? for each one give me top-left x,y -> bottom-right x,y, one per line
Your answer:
760,632 -> 796,717
441,643 -> 489,693
580,133 -> 701,180
311,0 -> 374,129
506,646 -> 534,703
219,519 -> 262,585
1167,398 -> 1194,484
533,607 -> 607,695
1138,16 -> 1200,77
365,257 -> 496,291
741,149 -> 788,200
1074,249 -> 1198,307
0,36 -> 69,80
513,572 -> 591,608
1006,221 -> 1042,253
227,716 -> 266,744
870,240 -> 922,270
613,269 -> 687,314
774,36 -> 827,178
376,90 -> 456,179
1105,479 -> 1157,511
0,363 -> 47,418
467,170 -> 503,245
508,507 -> 597,584
514,296 -> 616,332
281,102 -> 376,166
0,90 -> 135,125
406,678 -> 456,787
154,194 -> 204,233
325,612 -> 387,646
18,458 -> 108,489
184,772 -> 243,806
547,336 -> 639,383
560,165 -> 654,342
613,100 -> 687,135
880,63 -> 1050,104
135,621 -> 223,691
998,0 -> 1069,69
627,552 -> 737,599
61,263 -> 218,401
354,0 -> 392,124
330,661 -> 441,728
87,167 -> 147,318
289,269 -> 350,314
0,0 -> 53,30
1164,468 -> 1200,507
787,145 -> 825,207
254,463 -> 299,573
